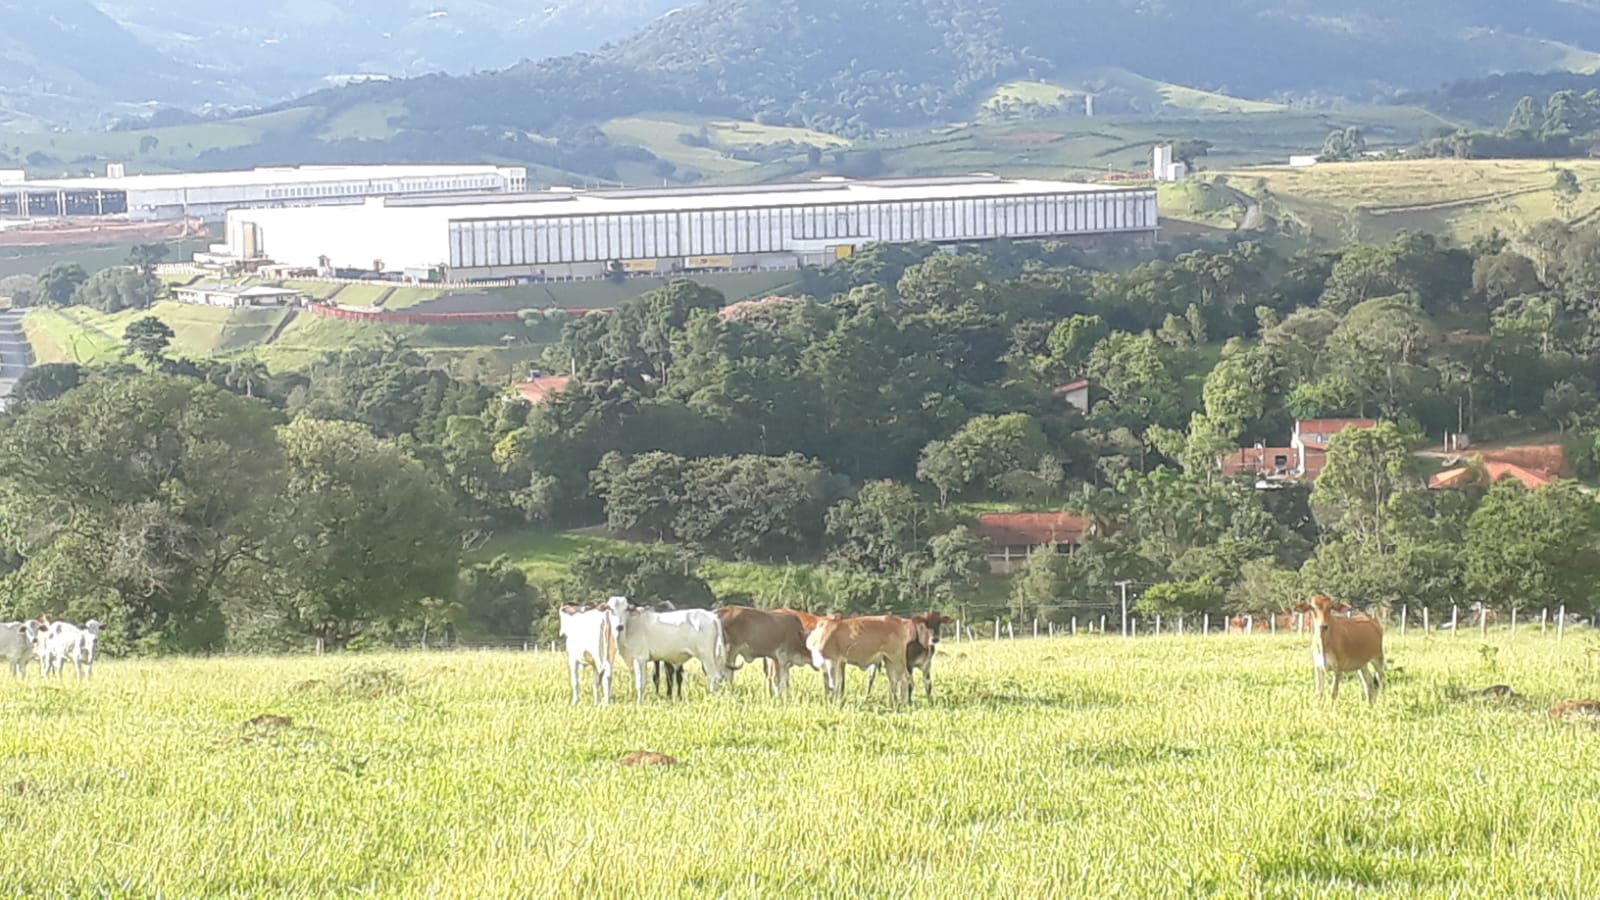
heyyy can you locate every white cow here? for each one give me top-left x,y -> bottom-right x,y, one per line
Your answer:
558,605 -> 618,705
39,620 -> 102,679
0,621 -> 40,678
605,596 -> 728,702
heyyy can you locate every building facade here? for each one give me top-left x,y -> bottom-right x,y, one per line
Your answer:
218,175 -> 1160,280
0,164 -> 528,223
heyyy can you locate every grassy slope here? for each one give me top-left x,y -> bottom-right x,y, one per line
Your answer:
602,113 -> 850,176
22,301 -> 292,364
982,69 -> 1288,118
1224,158 -> 1600,244
6,634 -> 1600,895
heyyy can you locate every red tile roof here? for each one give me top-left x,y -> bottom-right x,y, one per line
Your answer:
1474,444 -> 1572,476
1296,418 -> 1377,437
514,375 -> 572,405
1429,459 -> 1560,491
975,512 -> 1088,547
1054,379 -> 1090,394
1220,446 -> 1298,477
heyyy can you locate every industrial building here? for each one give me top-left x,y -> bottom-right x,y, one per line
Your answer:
0,164 -> 528,223
216,175 -> 1159,280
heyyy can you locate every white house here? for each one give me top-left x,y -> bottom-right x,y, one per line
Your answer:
172,283 -> 306,308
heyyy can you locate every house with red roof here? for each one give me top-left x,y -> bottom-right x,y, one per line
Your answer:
513,373 -> 572,405
1428,460 -> 1558,491
1220,418 -> 1378,484
974,512 -> 1089,573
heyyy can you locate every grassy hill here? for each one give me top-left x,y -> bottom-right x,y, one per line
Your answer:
1215,159 -> 1600,244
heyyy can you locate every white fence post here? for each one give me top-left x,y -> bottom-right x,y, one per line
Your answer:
316,638 -> 324,656
522,641 -> 529,652
1178,616 -> 1184,636
1559,606 -> 1567,642
1270,615 -> 1276,635
1131,618 -> 1139,636
1542,609 -> 1549,634
1511,608 -> 1517,633
1071,617 -> 1078,635
1049,621 -> 1055,637
1399,605 -> 1406,637
1155,615 -> 1162,636
1450,605 -> 1458,634
1007,621 -> 1015,640
1297,613 -> 1305,636
994,619 -> 1000,641
1423,608 -> 1430,633
1203,613 -> 1210,634
1245,615 -> 1253,634
1100,615 -> 1107,634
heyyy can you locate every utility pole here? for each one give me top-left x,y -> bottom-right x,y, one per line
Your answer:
1117,580 -> 1132,637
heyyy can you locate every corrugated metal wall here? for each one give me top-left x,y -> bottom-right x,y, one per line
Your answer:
446,190 -> 1157,268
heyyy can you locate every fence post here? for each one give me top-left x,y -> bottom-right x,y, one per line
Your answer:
1450,605 -> 1458,634
1270,615 -> 1276,635
316,638 -> 324,656
1178,616 -> 1184,636
1131,618 -> 1138,636
1511,608 -> 1517,633
523,641 -> 529,653
1423,608 -> 1430,633
1100,615 -> 1107,634
1399,605 -> 1406,637
1049,621 -> 1055,638
1007,621 -> 1015,640
1071,617 -> 1078,635
994,619 -> 1000,641
1203,613 -> 1210,634
1245,615 -> 1253,634
954,620 -> 962,643
1559,606 -> 1567,642
1298,613 -> 1305,636
1034,618 -> 1039,639
1155,615 -> 1162,636
1542,609 -> 1549,634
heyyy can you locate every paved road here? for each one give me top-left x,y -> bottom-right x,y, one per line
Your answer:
0,309 -> 31,408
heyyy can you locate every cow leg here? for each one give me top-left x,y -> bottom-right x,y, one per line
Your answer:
570,661 -> 580,705
865,664 -> 878,695
651,660 -> 661,696
923,665 -> 934,701
600,665 -> 612,705
633,659 -> 647,703
1313,665 -> 1325,698
1329,671 -> 1343,701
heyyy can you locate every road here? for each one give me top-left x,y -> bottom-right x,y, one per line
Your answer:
0,309 -> 31,408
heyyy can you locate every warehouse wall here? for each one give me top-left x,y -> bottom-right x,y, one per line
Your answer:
445,190 -> 1156,269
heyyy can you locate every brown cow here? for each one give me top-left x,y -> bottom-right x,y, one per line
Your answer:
715,606 -> 815,697
1291,594 -> 1384,703
806,614 -> 932,704
865,611 -> 954,700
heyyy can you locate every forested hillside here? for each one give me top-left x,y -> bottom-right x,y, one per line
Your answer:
7,220 -> 1600,652
321,0 -> 1600,139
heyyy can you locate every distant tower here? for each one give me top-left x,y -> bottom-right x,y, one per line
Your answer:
1152,145 -> 1174,181
106,162 -> 125,179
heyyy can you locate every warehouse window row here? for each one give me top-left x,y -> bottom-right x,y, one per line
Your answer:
447,192 -> 1155,268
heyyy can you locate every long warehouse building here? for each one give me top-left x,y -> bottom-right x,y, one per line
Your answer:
0,164 -> 528,222
220,175 -> 1158,280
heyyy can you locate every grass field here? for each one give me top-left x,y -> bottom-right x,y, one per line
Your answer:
1221,158 -> 1600,244
22,302 -> 292,365
0,237 -> 214,279
602,113 -> 849,176
981,69 -> 1287,121
8,631 -> 1600,896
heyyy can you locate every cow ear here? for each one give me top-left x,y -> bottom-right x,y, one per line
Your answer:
1330,601 -> 1350,612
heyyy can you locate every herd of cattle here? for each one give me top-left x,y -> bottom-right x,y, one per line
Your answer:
560,594 -> 1386,705
0,615 -> 103,679
557,597 -> 954,705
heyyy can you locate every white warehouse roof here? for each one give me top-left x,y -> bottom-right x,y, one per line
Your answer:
0,164 -> 524,191
380,174 -> 1125,219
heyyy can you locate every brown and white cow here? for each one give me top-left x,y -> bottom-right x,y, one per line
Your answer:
1291,594 -> 1384,703
805,614 -> 932,704
716,606 -> 815,697
865,610 -> 954,701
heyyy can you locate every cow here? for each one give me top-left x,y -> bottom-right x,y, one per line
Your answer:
806,614 -> 933,704
605,597 -> 728,702
558,604 -> 618,705
716,606 -> 815,697
37,619 -> 102,679
0,621 -> 41,678
865,610 -> 954,700
1291,594 -> 1384,703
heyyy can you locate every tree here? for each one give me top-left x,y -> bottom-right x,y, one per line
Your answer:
127,243 -> 170,278
76,267 -> 158,313
914,413 -> 1049,500
1325,296 -> 1437,416
138,135 -> 160,154
1134,578 -> 1223,617
1009,545 -> 1063,620
1506,96 -> 1539,134
9,362 -> 82,406
895,252 -> 991,310
35,263 -> 87,306
123,316 -> 175,362
1471,252 -> 1543,310
272,419 -> 463,646
1310,421 -> 1420,550
454,556 -> 547,639
919,525 -> 989,606
1086,332 -> 1182,430
0,375 -> 286,650
1045,314 -> 1108,375
1320,127 -> 1366,162
1555,168 -> 1583,219
826,480 -> 947,575
567,544 -> 715,609
1465,480 -> 1600,613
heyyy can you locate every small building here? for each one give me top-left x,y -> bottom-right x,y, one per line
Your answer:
974,512 -> 1088,574
171,283 -> 306,308
1288,155 -> 1319,168
514,373 -> 572,405
1053,378 -> 1091,414
1152,145 -> 1187,183
1220,418 -> 1378,484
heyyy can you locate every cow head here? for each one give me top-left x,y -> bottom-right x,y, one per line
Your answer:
918,611 -> 955,646
1292,594 -> 1348,631
604,596 -> 631,641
